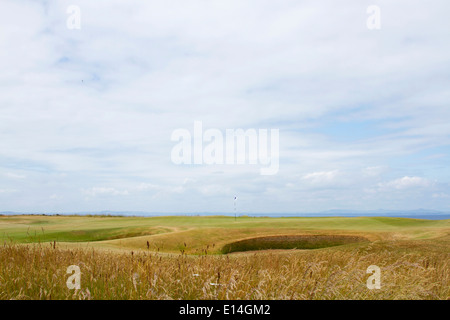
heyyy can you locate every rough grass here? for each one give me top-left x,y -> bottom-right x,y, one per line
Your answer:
221,235 -> 369,253
0,215 -> 448,300
0,238 -> 448,300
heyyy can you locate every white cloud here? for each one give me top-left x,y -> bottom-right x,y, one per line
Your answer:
4,172 -> 26,179
0,1 -> 449,212
135,183 -> 159,191
82,187 -> 129,197
379,176 -> 433,190
362,166 -> 388,177
0,189 -> 17,194
432,193 -> 450,199
302,170 -> 339,185
198,184 -> 231,196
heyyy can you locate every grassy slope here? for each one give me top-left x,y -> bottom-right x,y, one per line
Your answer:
1,215 -> 448,254
1,215 -> 449,299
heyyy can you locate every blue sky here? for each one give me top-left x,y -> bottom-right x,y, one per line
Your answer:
0,0 -> 450,214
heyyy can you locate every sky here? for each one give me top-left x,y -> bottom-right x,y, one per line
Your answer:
0,0 -> 450,214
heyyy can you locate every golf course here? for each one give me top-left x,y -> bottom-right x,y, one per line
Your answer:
0,215 -> 448,299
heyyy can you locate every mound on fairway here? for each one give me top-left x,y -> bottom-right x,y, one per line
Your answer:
221,234 -> 369,253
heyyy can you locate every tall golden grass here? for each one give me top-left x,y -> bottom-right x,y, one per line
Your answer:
1,238 -> 448,300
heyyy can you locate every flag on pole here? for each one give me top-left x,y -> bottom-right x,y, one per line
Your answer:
234,196 -> 237,221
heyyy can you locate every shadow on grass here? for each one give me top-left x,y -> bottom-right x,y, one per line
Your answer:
221,235 -> 369,253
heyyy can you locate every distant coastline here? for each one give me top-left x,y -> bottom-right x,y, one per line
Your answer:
1,211 -> 450,220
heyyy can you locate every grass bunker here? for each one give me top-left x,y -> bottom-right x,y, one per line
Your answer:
221,234 -> 369,253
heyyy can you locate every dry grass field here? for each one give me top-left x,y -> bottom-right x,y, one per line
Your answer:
0,215 -> 449,300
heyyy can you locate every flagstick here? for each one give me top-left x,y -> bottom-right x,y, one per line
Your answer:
234,196 -> 237,221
